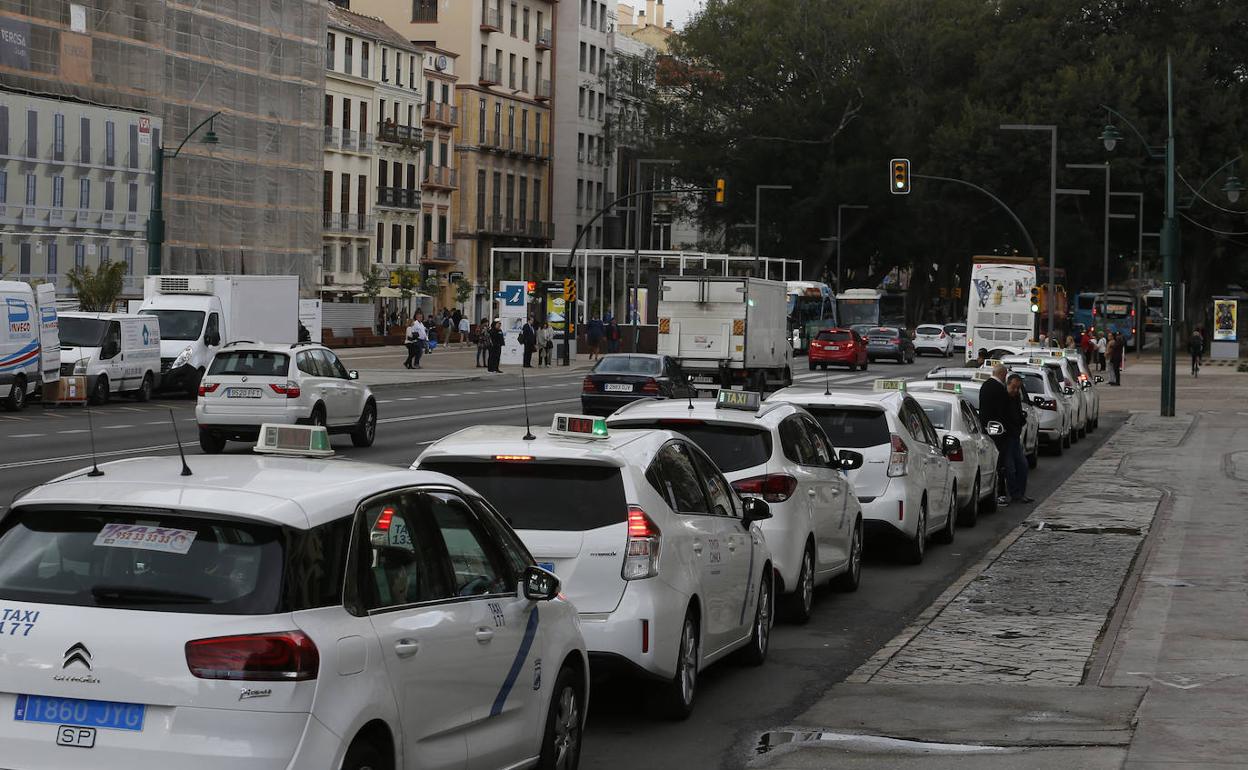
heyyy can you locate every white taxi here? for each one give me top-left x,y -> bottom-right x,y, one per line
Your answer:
913,372 -> 1040,469
769,380 -> 958,565
0,425 -> 588,770
1004,363 -> 1074,454
414,414 -> 775,720
906,382 -> 1003,527
195,342 -> 377,454
605,390 -> 865,624
1003,354 -> 1085,442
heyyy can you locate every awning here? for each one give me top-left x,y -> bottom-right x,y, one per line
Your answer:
354,288 -> 430,299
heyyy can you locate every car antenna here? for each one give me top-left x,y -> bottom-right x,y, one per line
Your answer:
824,368 -> 831,396
168,408 -> 193,476
520,365 -> 536,441
85,395 -> 104,477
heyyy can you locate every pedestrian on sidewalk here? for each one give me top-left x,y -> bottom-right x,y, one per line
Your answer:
475,317 -> 490,368
404,316 -> 427,369
457,313 -> 470,345
606,315 -> 621,354
1109,332 -> 1124,385
1096,332 -> 1108,371
979,364 -> 1015,507
1189,327 -> 1205,377
1003,373 -> 1033,504
521,316 -> 537,368
537,322 -> 554,366
487,320 -> 505,373
586,316 -> 604,361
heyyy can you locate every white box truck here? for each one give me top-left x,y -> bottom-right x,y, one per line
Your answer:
0,281 -> 60,411
139,275 -> 300,395
58,312 -> 162,404
657,276 -> 793,393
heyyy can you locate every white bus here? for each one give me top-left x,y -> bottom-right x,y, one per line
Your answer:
836,288 -> 907,330
786,281 -> 836,354
965,259 -> 1036,360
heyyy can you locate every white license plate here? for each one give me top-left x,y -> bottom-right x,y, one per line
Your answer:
691,375 -> 714,383
828,345 -> 841,351
227,387 -> 263,399
57,725 -> 96,748
604,383 -> 633,393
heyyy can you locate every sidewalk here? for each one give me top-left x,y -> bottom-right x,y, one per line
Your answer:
333,343 -> 595,389
751,373 -> 1248,767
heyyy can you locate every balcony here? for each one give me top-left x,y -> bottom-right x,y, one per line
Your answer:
535,79 -> 552,101
480,5 -> 501,32
536,28 -> 552,50
423,102 -> 459,128
375,186 -> 422,210
479,215 -> 551,240
322,211 -> 374,233
324,127 -> 374,153
525,220 -> 553,239
377,121 -> 423,147
479,62 -> 501,86
423,166 -> 459,190
424,242 -> 456,263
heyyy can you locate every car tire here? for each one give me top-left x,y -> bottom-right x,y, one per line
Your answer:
2,376 -> 26,412
736,570 -> 772,667
783,545 -> 816,624
934,487 -> 957,544
1052,436 -> 1064,456
652,609 -> 699,720
135,373 -> 153,403
310,403 -> 327,428
90,375 -> 109,405
341,738 -> 392,770
351,401 -> 377,447
959,478 -> 980,527
861,359 -> 868,372
536,665 -> 584,770
185,368 -> 204,399
808,360 -> 816,371
833,519 -> 863,592
902,502 -> 927,565
896,353 -> 904,364
198,430 -> 226,454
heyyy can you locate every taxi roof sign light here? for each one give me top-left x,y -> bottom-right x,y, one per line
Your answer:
716,389 -> 761,412
986,359 -> 1003,367
934,381 -> 963,393
1029,357 -> 1046,366
873,379 -> 907,393
972,371 -> 993,382
550,413 -> 609,439
253,424 -> 334,457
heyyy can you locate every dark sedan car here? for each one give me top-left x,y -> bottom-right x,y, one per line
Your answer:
580,354 -> 694,416
866,326 -> 917,364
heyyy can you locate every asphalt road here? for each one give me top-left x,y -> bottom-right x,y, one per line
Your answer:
0,350 -> 1120,769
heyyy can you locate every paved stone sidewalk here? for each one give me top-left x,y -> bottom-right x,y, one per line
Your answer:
852,413 -> 1191,687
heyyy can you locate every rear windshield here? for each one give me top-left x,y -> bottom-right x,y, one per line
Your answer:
803,407 -> 891,449
208,351 -> 291,377
594,356 -> 661,376
420,462 -> 626,531
870,328 -> 899,337
816,330 -> 851,342
0,508 -> 349,614
945,324 -> 966,333
611,421 -> 773,473
913,399 -> 953,429
916,325 -> 944,335
59,317 -> 108,348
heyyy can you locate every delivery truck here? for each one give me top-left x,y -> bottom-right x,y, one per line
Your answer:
657,276 -> 793,393
139,275 -> 300,395
59,312 -> 162,404
0,281 -> 60,411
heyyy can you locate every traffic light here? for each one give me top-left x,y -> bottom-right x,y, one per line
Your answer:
713,177 -> 727,206
563,278 -> 577,303
526,281 -> 537,295
890,158 -> 911,195
1029,286 -> 1041,313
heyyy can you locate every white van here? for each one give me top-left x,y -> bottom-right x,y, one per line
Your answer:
0,281 -> 59,411
59,312 -> 162,403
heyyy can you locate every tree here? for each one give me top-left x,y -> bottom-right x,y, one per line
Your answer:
454,279 -> 473,309
360,265 -> 385,303
65,262 -> 127,311
392,266 -> 418,307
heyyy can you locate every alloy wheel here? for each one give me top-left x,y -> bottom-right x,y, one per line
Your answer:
552,684 -> 581,770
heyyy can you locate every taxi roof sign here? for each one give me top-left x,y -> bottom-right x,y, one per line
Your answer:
972,371 -> 993,382
1028,357 -> 1046,366
254,423 -> 333,457
934,381 -> 962,393
716,389 -> 761,412
873,379 -> 907,393
550,413 -> 609,439
985,358 -> 1003,367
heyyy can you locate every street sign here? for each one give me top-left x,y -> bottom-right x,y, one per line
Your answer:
496,284 -> 525,307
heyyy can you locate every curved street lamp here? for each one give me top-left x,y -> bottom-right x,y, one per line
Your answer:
147,111 -> 222,276
1222,174 -> 1245,204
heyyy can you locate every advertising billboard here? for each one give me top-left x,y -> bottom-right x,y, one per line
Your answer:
1214,298 -> 1238,342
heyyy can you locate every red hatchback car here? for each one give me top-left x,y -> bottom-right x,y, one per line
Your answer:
808,328 -> 869,371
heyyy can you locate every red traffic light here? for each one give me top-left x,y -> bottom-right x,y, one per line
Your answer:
526,281 -> 537,293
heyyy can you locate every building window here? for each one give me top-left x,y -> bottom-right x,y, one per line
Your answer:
405,225 -> 415,263
576,179 -> 583,210
123,246 -> 134,274
128,124 -> 138,168
52,114 -> 64,161
105,121 -> 115,166
505,174 -> 515,222
391,223 -> 401,261
100,244 -> 109,265
519,177 -> 527,223
324,95 -> 333,127
322,243 -> 334,273
492,171 -> 501,217
79,117 -> 90,163
396,48 -> 402,83
521,109 -> 529,147
46,242 -> 57,274
532,178 -> 541,221
24,110 -> 36,158
105,180 -> 115,211
342,98 -> 351,131
581,0 -> 587,24
381,49 -> 388,82
438,214 -> 447,242
413,0 -> 438,22
478,98 -> 486,144
340,172 -> 351,217
423,212 -> 434,245
326,33 -> 335,70
357,175 -> 367,229
476,170 -> 486,229
439,141 -> 448,166
361,42 -> 369,78
79,178 -> 90,209
510,2 -> 517,35
0,170 -> 6,204
579,42 -> 586,72
344,38 -> 354,76
522,56 -> 529,91
25,174 -> 36,205
127,182 -> 138,212
442,83 -> 449,103
535,113 -> 542,150
376,222 -> 384,262
410,55 -> 416,89
427,79 -> 434,100
52,176 -> 64,208
523,7 -> 530,39
0,105 -> 8,155
493,102 -> 501,141
507,105 -> 515,144
323,171 -> 332,214
509,53 -> 516,88
360,102 -> 368,136
20,242 -> 32,274
340,244 -> 352,275
75,243 -> 86,272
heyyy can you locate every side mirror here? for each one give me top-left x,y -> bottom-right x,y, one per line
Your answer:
1094,376 -> 1104,384
348,369 -> 360,380
942,434 -> 962,457
838,450 -> 864,471
741,497 -> 772,528
986,420 -> 1005,437
205,332 -> 221,347
522,565 -> 560,601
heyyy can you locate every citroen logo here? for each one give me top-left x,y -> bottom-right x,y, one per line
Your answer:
63,643 -> 92,671
241,375 -> 249,382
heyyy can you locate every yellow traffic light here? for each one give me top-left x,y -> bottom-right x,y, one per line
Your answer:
563,278 -> 577,303
890,158 -> 911,195
713,177 -> 726,206
1029,286 -> 1041,313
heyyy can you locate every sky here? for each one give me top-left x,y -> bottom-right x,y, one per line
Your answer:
639,0 -> 702,29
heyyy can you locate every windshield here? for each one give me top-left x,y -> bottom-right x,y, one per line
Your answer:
613,421 -> 773,473
58,317 -> 108,348
916,325 -> 944,336
1018,373 -> 1046,395
419,462 -> 626,531
837,300 -> 878,327
140,309 -> 204,341
879,295 -> 907,326
208,351 -> 291,377
804,407 -> 891,449
816,330 -> 851,342
914,399 -> 953,430
594,356 -> 662,376
945,324 -> 966,334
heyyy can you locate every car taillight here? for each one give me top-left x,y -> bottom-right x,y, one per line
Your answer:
185,631 -> 319,681
198,382 -> 220,397
582,377 -> 596,393
939,331 -> 947,339
888,433 -> 908,477
1036,398 -> 1057,411
810,341 -> 823,349
641,378 -> 660,394
270,381 -> 301,399
730,474 -> 798,503
623,506 -> 660,580
945,438 -> 964,462
891,337 -> 901,344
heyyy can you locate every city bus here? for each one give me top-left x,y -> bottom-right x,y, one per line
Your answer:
786,281 -> 836,354
836,288 -> 907,330
965,257 -> 1036,360
1074,290 -> 1137,346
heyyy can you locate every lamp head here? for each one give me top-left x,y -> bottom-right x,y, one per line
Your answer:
1222,174 -> 1245,204
201,118 -> 220,145
1099,124 -> 1122,152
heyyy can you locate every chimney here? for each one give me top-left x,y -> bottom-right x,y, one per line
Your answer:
654,0 -> 664,28
618,3 -> 634,26
666,20 -> 673,29
645,0 -> 655,28
637,9 -> 646,27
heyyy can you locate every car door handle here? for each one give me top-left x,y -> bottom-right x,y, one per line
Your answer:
692,539 -> 703,555
807,489 -> 817,497
475,627 -> 495,644
394,639 -> 420,658
727,539 -> 737,551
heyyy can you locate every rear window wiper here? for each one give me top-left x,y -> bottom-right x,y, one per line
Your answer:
91,585 -> 213,604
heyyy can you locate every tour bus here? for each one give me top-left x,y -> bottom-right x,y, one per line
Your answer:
786,280 -> 837,354
964,257 -> 1036,360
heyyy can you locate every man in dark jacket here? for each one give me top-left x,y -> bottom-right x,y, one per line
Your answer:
1002,373 -> 1033,504
978,364 -> 1013,507
487,320 -> 505,373
521,317 -> 537,368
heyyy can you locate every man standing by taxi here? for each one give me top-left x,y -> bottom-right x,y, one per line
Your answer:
979,364 -> 1012,506
1003,373 -> 1033,504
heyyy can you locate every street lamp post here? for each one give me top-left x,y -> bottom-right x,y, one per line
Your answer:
754,185 -> 793,278
147,111 -> 221,277
836,203 -> 868,292
627,158 -> 678,340
1067,162 -> 1113,298
1000,124 -> 1058,337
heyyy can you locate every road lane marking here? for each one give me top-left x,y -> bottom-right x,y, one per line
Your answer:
58,429 -> 88,434
10,433 -> 44,438
0,443 -> 182,471
378,398 -> 578,425
103,425 -> 133,430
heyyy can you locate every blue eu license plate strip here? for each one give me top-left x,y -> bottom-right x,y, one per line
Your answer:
14,694 -> 145,731
537,561 -> 556,574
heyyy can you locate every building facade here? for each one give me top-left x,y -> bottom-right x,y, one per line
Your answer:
322,5 -> 424,301
0,1 -> 325,292
0,92 -> 158,296
421,47 -> 461,308
352,0 -> 557,319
